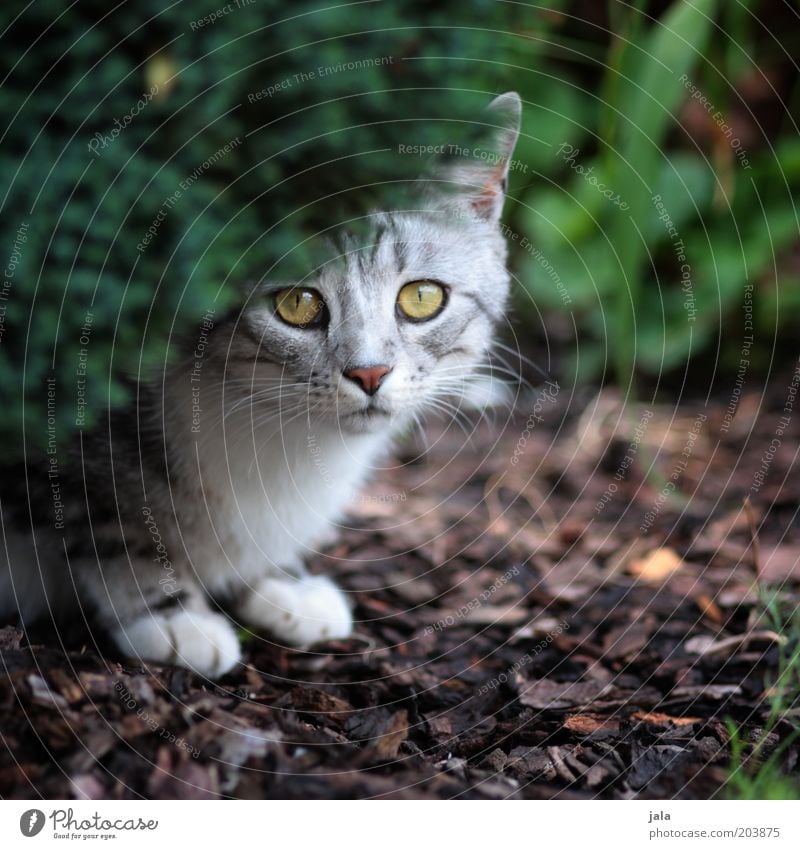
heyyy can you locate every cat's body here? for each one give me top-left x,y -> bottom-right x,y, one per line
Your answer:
0,92 -> 521,677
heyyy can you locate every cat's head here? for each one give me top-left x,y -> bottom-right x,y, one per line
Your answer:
227,92 -> 521,435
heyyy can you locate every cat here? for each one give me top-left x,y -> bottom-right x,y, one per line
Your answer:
0,92 -> 521,678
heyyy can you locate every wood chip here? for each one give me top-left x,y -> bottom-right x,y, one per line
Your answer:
672,684 -> 741,700
563,713 -> 620,735
630,711 -> 701,727
289,687 -> 353,724
425,714 -> 453,740
0,626 -> 22,651
27,675 -> 69,710
369,710 -> 409,761
519,678 -> 611,710
601,620 -> 652,659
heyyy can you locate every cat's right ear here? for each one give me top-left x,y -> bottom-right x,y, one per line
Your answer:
427,91 -> 522,224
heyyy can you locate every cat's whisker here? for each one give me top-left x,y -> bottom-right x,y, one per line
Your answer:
430,377 -> 515,414
222,384 -> 311,421
213,399 -> 312,445
434,361 -> 530,390
219,384 -> 308,410
430,385 -> 501,433
225,397 -> 315,440
408,409 -> 430,451
490,340 -> 551,383
426,409 -> 475,445
485,352 -> 531,380
236,397 -> 318,438
204,375 -> 301,397
419,397 -> 476,442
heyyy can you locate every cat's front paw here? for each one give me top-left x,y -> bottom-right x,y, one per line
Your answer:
111,609 -> 241,678
237,574 -> 353,647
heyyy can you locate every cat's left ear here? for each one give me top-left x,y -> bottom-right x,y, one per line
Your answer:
435,91 -> 522,223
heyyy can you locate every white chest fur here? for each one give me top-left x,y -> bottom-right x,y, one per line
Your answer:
175,404 -> 389,597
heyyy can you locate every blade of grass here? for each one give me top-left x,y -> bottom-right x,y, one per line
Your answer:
725,583 -> 800,799
601,0 -> 718,388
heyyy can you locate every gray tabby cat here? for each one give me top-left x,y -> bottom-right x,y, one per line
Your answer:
0,92 -> 521,677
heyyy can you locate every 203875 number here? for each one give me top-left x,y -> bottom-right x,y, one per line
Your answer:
735,828 -> 780,838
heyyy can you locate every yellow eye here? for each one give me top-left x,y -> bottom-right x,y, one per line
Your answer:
275,288 -> 325,327
396,280 -> 446,321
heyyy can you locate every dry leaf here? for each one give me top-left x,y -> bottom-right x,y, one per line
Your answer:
686,631 -> 786,657
695,593 -> 724,624
629,547 -> 682,582
684,635 -> 716,654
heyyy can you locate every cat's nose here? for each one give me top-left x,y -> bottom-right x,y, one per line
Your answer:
344,364 -> 392,396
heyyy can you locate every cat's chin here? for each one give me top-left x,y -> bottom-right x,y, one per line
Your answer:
337,405 -> 395,433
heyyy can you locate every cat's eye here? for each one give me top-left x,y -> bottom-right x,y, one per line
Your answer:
274,287 -> 326,327
396,280 -> 446,322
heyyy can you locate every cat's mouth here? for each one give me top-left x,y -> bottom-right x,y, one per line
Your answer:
342,403 -> 392,423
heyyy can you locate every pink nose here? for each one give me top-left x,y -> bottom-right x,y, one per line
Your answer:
344,365 -> 392,396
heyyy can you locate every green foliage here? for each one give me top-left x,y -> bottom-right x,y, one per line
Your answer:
507,1 -> 799,386
0,0 -> 527,459
601,0 -> 719,386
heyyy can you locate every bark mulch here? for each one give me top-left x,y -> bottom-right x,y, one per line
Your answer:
2,381 -> 799,799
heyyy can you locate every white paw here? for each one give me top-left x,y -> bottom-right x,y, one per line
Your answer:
237,574 -> 353,647
111,609 -> 241,678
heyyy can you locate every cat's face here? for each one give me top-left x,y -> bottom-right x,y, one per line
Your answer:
225,93 -> 521,435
